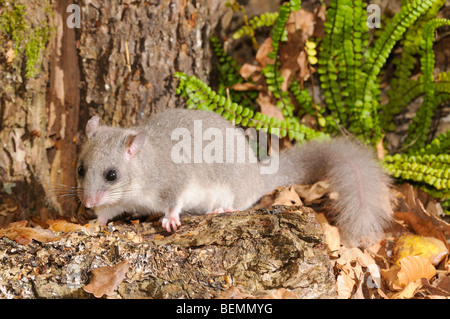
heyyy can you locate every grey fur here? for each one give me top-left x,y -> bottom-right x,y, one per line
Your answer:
77,109 -> 392,246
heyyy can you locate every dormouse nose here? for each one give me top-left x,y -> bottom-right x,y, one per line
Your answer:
82,191 -> 106,208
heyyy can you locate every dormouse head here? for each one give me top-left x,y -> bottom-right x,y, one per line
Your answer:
76,116 -> 147,208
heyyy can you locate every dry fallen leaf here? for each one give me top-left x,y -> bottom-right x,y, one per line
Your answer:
336,265 -> 358,299
216,286 -> 297,299
316,213 -> 341,253
334,248 -> 365,298
382,255 -> 436,291
0,220 -> 62,244
46,219 -> 90,234
259,288 -> 298,299
239,63 -> 262,80
420,277 -> 450,297
389,279 -> 422,299
287,9 -> 316,41
395,184 -> 450,241
83,260 -> 131,298
6,48 -> 15,63
255,38 -> 275,67
296,50 -> 311,82
292,181 -> 331,204
257,91 -> 285,120
393,234 -> 448,266
271,186 -> 302,206
334,247 -> 383,298
231,82 -> 262,91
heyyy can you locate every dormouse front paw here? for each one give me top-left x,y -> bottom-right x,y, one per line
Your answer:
161,214 -> 181,232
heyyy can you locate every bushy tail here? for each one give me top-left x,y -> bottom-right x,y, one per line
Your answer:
264,138 -> 392,246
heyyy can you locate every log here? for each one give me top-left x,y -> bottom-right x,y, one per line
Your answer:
0,206 -> 336,299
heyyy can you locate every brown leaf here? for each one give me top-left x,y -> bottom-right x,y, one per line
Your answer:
231,82 -> 262,91
0,220 -> 62,244
83,260 -> 131,298
382,256 -> 436,291
397,256 -> 436,285
46,219 -> 90,234
6,48 -> 15,63
292,181 -> 331,205
255,38 -> 275,67
287,9 -> 316,41
389,280 -> 422,299
259,288 -> 298,299
420,277 -> 450,297
297,51 -> 311,82
394,184 -> 450,242
272,186 -> 302,206
315,213 -> 341,252
239,63 -> 261,80
257,91 -> 284,120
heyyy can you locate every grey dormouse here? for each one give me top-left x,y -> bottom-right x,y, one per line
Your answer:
76,108 -> 392,246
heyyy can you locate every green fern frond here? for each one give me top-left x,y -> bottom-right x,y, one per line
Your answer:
385,0 -> 446,125
267,3 -> 291,60
317,0 -> 347,125
382,77 -> 425,130
210,36 -> 241,88
357,0 -> 436,142
210,36 -> 259,109
289,79 -> 314,116
414,130 -> 450,155
383,151 -> 450,190
174,72 -> 329,142
261,62 -> 295,117
232,12 -> 279,40
435,72 -> 450,93
261,1 -> 300,118
403,18 -> 450,150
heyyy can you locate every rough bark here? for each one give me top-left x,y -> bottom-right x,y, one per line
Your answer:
77,0 -> 229,126
0,207 -> 336,299
0,0 -> 53,226
0,0 -> 230,225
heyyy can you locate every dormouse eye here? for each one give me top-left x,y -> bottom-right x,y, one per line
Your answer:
77,165 -> 85,177
105,169 -> 117,182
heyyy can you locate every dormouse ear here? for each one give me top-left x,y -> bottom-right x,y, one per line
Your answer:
125,130 -> 147,160
86,116 -> 100,139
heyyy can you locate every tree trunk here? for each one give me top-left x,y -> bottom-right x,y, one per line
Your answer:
0,0 -> 230,226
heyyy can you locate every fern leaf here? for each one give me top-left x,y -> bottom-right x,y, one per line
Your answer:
232,12 -> 279,40
435,72 -> 450,93
174,72 -> 329,142
385,0 -> 446,124
383,151 -> 450,190
403,18 -> 450,150
357,0 -> 436,142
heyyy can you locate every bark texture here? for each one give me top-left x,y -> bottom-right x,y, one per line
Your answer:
0,207 -> 336,299
0,0 -> 53,225
0,0 -> 230,225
